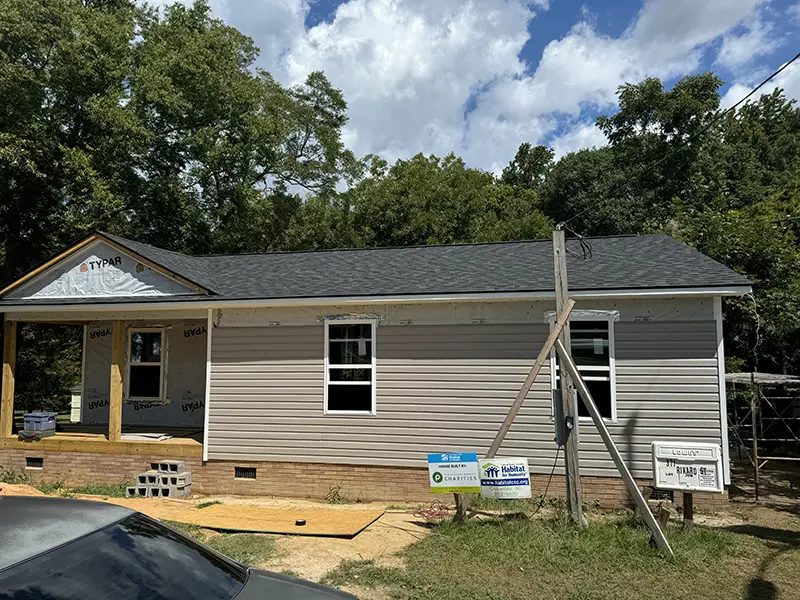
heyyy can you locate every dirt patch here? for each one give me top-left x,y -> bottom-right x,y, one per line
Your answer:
0,483 -> 45,497
337,585 -> 392,600
260,512 -> 429,582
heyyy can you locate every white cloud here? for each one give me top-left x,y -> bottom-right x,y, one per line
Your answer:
149,0 -> 792,170
630,0 -> 766,61
716,17 -> 777,71
551,122 -> 608,159
282,0 -> 537,166
460,0 -> 765,167
721,60 -> 800,110
719,82 -> 753,110
211,0 -> 309,74
790,2 -> 800,23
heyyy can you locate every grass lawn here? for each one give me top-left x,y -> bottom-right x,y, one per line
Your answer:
321,514 -> 800,600
164,521 -> 278,567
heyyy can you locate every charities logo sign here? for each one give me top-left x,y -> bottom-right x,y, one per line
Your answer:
427,452 -> 480,494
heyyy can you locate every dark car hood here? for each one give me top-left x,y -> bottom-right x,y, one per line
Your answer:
235,569 -> 357,599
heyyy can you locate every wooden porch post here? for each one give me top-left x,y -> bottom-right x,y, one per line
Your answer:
109,320 -> 124,442
1,320 -> 17,438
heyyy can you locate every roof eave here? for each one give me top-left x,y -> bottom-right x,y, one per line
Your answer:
0,284 -> 753,314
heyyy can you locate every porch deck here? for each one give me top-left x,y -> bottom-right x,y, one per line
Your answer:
1,430 -> 202,457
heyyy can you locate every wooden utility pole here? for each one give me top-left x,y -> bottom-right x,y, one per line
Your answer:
553,229 -> 585,527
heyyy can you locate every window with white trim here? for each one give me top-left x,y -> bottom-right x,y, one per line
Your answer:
127,329 -> 165,400
324,320 -> 376,414
550,316 -> 617,421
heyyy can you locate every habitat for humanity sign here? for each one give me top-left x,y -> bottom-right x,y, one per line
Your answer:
479,457 -> 531,499
427,453 -> 480,494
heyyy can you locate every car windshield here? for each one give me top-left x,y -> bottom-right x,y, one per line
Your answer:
0,513 -> 247,600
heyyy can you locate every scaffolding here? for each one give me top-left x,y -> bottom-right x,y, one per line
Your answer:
727,372 -> 800,500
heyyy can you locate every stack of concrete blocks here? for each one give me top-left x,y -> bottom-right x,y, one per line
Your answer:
126,460 -> 192,498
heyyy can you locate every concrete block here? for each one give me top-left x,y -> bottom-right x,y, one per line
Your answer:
171,484 -> 191,498
160,472 -> 191,487
150,483 -> 191,499
125,486 -> 137,498
136,471 -> 159,485
158,460 -> 185,473
134,486 -> 151,498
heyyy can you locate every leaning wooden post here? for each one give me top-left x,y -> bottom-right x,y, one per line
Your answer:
1,320 -> 17,438
553,229 -> 585,527
109,320 -> 125,443
486,298 -> 576,459
555,339 -> 673,555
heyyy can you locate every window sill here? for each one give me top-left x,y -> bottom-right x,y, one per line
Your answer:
578,416 -> 617,424
324,410 -> 376,416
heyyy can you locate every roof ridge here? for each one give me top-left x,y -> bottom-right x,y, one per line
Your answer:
193,233 -> 660,258
99,231 -> 197,260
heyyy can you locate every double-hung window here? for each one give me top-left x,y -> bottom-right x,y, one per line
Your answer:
550,315 -> 617,421
127,329 -> 165,400
324,320 -> 376,414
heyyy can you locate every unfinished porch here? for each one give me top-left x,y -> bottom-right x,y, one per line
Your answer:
1,316 -> 208,460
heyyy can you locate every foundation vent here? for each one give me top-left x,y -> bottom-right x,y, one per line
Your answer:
234,466 -> 257,480
25,457 -> 44,469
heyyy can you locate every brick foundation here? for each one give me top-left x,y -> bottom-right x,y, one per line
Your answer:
0,448 -> 727,508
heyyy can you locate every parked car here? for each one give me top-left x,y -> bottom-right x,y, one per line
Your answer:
0,496 -> 356,599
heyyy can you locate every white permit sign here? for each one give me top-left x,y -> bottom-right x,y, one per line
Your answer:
652,441 -> 723,493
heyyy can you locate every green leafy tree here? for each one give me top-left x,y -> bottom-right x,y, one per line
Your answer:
128,2 -> 360,254
346,153 -> 551,248
534,73 -> 800,374
501,143 -> 554,191
0,0 -> 359,411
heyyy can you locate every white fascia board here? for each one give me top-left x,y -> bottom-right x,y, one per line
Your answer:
1,285 -> 752,315
714,296 -> 732,485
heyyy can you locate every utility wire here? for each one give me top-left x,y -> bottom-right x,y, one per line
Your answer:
530,446 -> 561,517
560,223 -> 593,261
559,49 -> 800,229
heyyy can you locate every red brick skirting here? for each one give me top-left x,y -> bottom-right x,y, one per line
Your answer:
0,448 -> 727,508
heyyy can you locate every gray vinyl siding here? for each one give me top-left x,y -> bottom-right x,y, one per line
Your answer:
207,319 -> 721,479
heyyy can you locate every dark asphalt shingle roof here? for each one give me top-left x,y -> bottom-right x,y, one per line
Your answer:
0,233 -> 750,306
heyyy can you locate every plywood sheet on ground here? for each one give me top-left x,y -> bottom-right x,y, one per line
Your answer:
82,497 -> 384,538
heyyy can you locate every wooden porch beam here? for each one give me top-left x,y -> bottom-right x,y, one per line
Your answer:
1,320 -> 17,438
109,320 -> 125,442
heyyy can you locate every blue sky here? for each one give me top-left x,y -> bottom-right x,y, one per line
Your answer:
161,0 -> 800,171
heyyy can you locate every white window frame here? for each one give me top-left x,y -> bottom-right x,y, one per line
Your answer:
125,327 -> 166,401
324,319 -> 377,416
547,312 -> 617,423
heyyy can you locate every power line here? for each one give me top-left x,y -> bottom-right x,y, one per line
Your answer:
559,49 -> 800,230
